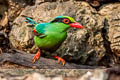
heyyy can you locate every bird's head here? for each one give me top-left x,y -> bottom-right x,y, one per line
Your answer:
33,16 -> 83,34
49,16 -> 83,29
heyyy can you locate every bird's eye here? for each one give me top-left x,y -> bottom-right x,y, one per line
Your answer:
63,19 -> 70,24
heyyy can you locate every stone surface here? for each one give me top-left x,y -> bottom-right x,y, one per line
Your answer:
0,69 -> 87,77
7,0 -> 35,23
78,70 -> 108,80
1,68 -> 120,80
0,0 -> 35,53
99,3 -> 120,58
9,1 -> 108,65
0,69 -> 108,80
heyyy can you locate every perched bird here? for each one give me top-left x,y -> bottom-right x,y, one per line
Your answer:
25,16 -> 83,66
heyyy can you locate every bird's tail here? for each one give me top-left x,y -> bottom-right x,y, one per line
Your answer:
25,17 -> 37,26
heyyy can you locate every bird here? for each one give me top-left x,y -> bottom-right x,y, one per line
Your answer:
25,16 -> 83,66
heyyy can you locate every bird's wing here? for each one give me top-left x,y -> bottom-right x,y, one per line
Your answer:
35,23 -> 48,38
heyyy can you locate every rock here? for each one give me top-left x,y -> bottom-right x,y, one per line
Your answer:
0,69 -> 88,77
0,0 -> 8,29
9,1 -> 108,65
53,2 -> 105,65
0,0 -> 35,53
0,31 -> 9,53
7,0 -> 35,22
52,76 -> 63,80
0,12 -> 8,27
0,0 -> 35,27
25,73 -> 47,80
0,69 -> 109,80
77,0 -> 120,7
78,70 -> 108,80
99,3 -> 120,58
0,0 -> 34,26
107,66 -> 120,80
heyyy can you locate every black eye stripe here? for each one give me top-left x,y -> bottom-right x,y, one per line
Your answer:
50,18 -> 62,23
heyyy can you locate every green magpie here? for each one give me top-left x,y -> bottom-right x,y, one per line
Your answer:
25,16 -> 83,66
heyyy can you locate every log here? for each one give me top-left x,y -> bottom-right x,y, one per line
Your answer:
0,49 -> 98,69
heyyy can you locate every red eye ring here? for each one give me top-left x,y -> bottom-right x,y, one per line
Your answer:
63,19 -> 70,24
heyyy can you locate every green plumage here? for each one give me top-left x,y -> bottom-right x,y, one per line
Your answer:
26,16 -> 76,52
34,23 -> 69,51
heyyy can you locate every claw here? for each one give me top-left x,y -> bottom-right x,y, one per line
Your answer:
32,49 -> 41,63
54,56 -> 65,66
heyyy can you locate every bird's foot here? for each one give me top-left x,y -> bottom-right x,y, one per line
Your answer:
32,49 -> 41,63
54,56 -> 65,66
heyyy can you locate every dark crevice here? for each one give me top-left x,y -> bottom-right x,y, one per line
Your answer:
0,14 -> 3,19
99,18 -> 114,67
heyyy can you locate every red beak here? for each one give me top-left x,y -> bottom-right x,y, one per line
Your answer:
69,22 -> 83,28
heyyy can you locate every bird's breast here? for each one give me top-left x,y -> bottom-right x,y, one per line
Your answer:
34,32 -> 67,51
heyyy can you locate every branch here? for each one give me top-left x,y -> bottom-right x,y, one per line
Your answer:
0,49 -> 98,69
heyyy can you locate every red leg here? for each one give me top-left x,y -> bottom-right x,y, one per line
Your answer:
54,56 -> 65,66
32,49 -> 41,63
